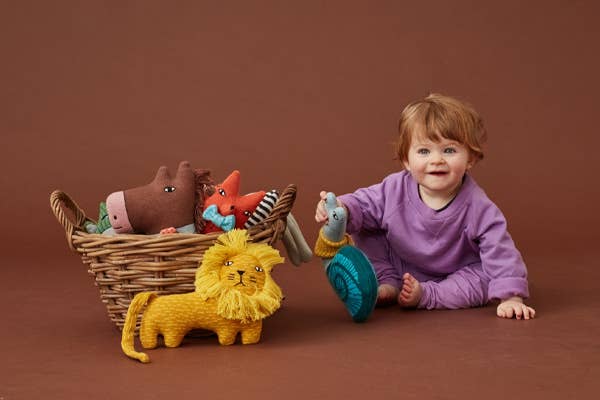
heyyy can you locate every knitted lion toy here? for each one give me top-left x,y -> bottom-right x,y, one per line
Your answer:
121,229 -> 284,363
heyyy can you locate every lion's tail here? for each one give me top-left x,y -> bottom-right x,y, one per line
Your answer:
121,291 -> 157,363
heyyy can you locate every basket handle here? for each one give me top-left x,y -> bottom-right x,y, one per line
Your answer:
50,190 -> 90,251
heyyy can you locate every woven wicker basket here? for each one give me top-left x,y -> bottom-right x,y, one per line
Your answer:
50,185 -> 297,331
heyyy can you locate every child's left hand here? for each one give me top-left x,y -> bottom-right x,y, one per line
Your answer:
497,296 -> 536,320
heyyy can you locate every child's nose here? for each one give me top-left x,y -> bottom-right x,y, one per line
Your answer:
431,152 -> 445,163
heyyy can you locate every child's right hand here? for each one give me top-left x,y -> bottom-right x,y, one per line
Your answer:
315,191 -> 344,223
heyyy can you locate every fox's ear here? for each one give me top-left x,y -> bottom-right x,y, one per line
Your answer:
220,170 -> 241,196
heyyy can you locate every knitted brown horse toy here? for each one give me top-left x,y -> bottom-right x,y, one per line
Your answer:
106,161 -> 213,234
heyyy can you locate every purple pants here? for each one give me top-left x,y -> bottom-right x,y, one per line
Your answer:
352,231 -> 490,309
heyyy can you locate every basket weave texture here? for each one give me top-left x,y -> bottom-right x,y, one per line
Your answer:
50,185 -> 297,331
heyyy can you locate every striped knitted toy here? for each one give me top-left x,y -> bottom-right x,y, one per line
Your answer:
244,190 -> 279,228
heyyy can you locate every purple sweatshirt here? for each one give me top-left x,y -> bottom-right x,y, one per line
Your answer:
338,171 -> 529,303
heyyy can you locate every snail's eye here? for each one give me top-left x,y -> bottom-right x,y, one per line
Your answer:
164,186 -> 176,193
224,261 -> 234,266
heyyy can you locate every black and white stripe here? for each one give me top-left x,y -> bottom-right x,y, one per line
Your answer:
244,190 -> 279,228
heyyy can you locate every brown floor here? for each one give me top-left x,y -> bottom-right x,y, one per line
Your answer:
2,247 -> 599,399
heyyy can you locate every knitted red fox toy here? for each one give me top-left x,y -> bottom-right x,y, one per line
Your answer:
202,170 -> 265,234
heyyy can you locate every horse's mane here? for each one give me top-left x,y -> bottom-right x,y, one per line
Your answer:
193,169 -> 215,233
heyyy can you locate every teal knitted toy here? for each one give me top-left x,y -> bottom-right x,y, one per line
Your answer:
314,193 -> 377,323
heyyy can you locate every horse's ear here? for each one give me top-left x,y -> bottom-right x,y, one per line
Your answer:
153,166 -> 171,183
176,161 -> 191,176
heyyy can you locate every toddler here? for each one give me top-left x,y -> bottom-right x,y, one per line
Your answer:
315,94 -> 535,320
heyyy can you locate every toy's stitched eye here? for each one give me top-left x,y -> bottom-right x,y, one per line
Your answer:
244,211 -> 251,216
224,261 -> 234,266
164,186 -> 176,193
218,189 -> 226,196
255,266 -> 263,272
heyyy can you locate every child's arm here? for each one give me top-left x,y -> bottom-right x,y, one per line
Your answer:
472,201 -> 536,319
336,175 -> 401,233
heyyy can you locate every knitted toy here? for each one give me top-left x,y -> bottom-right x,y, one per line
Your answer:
282,214 -> 313,266
314,192 -> 378,322
242,190 -> 312,266
244,190 -> 279,229
121,229 -> 284,363
84,202 -> 111,234
105,161 -> 212,235
201,170 -> 265,233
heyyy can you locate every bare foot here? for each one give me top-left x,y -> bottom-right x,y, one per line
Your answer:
398,273 -> 423,308
376,284 -> 399,306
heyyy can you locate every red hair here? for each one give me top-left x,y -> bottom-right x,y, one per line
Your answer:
395,93 -> 487,164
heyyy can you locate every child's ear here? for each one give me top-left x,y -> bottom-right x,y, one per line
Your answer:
467,155 -> 477,170
403,160 -> 411,171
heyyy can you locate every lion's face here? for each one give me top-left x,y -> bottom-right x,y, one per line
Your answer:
195,229 -> 285,323
219,253 -> 268,296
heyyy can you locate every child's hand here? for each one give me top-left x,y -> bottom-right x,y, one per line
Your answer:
497,296 -> 536,320
315,191 -> 344,223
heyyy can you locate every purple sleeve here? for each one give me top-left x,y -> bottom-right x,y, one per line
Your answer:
338,177 -> 402,288
473,202 -> 530,300
337,180 -> 389,234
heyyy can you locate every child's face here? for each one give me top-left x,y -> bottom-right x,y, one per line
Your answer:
404,135 -> 474,200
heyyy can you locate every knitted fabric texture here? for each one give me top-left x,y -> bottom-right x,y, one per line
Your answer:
245,190 -> 279,228
120,229 -> 284,363
202,170 -> 265,233
96,202 -> 111,233
314,228 -> 354,258
326,245 -> 378,323
121,292 -> 264,363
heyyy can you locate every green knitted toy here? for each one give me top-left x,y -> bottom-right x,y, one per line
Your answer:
84,202 -> 111,234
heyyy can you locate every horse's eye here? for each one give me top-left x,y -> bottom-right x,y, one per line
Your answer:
218,189 -> 226,196
224,261 -> 233,266
255,266 -> 263,272
164,186 -> 176,193
244,211 -> 251,216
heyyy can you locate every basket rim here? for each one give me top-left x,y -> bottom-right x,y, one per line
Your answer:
51,184 -> 297,250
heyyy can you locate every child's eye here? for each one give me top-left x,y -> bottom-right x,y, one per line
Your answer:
444,147 -> 457,154
417,148 -> 430,155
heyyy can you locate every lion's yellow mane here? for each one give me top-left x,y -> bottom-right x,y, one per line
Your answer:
195,229 -> 284,322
